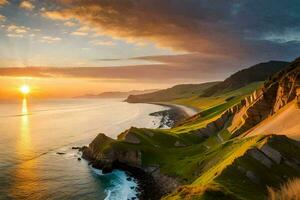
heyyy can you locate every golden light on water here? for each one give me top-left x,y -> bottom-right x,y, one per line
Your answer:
10,98 -> 38,198
20,85 -> 31,95
19,98 -> 31,153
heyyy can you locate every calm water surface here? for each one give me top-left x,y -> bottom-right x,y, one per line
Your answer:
0,98 -> 165,200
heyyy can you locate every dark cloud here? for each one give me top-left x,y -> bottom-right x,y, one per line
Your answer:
42,0 -> 300,62
2,1 -> 299,86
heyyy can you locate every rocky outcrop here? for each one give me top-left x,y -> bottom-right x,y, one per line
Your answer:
190,109 -> 234,138
118,128 -> 141,144
152,169 -> 180,195
273,59 -> 300,113
165,58 -> 298,142
81,130 -> 179,199
248,148 -> 273,168
230,57 -> 300,137
82,133 -> 142,172
260,144 -> 282,164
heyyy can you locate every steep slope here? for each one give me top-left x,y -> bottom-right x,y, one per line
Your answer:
126,82 -> 219,103
245,100 -> 300,140
164,135 -> 300,200
228,58 -> 300,138
82,57 -> 300,200
201,61 -> 288,97
83,131 -> 300,200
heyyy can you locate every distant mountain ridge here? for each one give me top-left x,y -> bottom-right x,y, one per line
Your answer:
201,60 -> 289,97
75,89 -> 158,99
126,61 -> 288,103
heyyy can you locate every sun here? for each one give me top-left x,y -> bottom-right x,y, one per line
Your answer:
20,85 -> 31,95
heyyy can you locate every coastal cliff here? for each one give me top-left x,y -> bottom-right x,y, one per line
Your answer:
82,57 -> 300,200
82,128 -> 181,199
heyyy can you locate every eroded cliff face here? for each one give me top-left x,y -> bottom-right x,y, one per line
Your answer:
80,58 -> 300,200
82,133 -> 142,172
273,59 -> 300,113
82,130 -> 179,199
182,58 -> 299,140
229,58 -> 300,137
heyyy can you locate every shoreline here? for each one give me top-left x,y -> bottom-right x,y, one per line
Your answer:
148,102 -> 198,128
81,102 -> 198,200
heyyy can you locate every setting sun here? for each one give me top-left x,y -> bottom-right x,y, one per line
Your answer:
20,85 -> 31,95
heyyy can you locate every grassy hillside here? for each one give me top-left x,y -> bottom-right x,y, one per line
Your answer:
164,135 -> 300,200
172,82 -> 262,120
126,82 -> 219,104
86,128 -> 300,200
201,61 -> 288,97
126,60 -> 287,112
84,58 -> 300,200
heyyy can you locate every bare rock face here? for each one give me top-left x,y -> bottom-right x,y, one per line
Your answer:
192,110 -> 233,138
118,127 -> 141,144
151,168 -> 180,195
248,148 -> 273,168
231,58 -> 300,137
260,144 -> 282,164
273,59 -> 300,113
82,133 -> 142,172
122,132 -> 140,144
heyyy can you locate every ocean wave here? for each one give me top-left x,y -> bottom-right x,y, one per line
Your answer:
91,167 -> 138,200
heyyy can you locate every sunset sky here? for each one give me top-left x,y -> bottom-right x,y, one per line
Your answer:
1,0 -> 300,99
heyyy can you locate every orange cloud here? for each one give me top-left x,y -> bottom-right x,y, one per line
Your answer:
41,0 -> 300,63
41,1 -> 227,55
0,0 -> 8,6
20,1 -> 35,10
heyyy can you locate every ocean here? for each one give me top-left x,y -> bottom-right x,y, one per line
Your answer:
0,98 -> 166,200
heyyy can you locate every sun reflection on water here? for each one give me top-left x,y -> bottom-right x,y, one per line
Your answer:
19,98 -> 31,154
9,98 -> 39,199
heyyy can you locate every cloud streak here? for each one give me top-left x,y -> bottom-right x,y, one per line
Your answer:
0,52 -> 262,83
0,0 -> 8,6
41,0 -> 300,62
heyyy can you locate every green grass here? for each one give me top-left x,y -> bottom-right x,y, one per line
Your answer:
171,82 -> 262,134
107,129 -> 300,200
103,82 -> 264,182
90,79 -> 300,200
172,82 -> 263,111
163,135 -> 300,200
